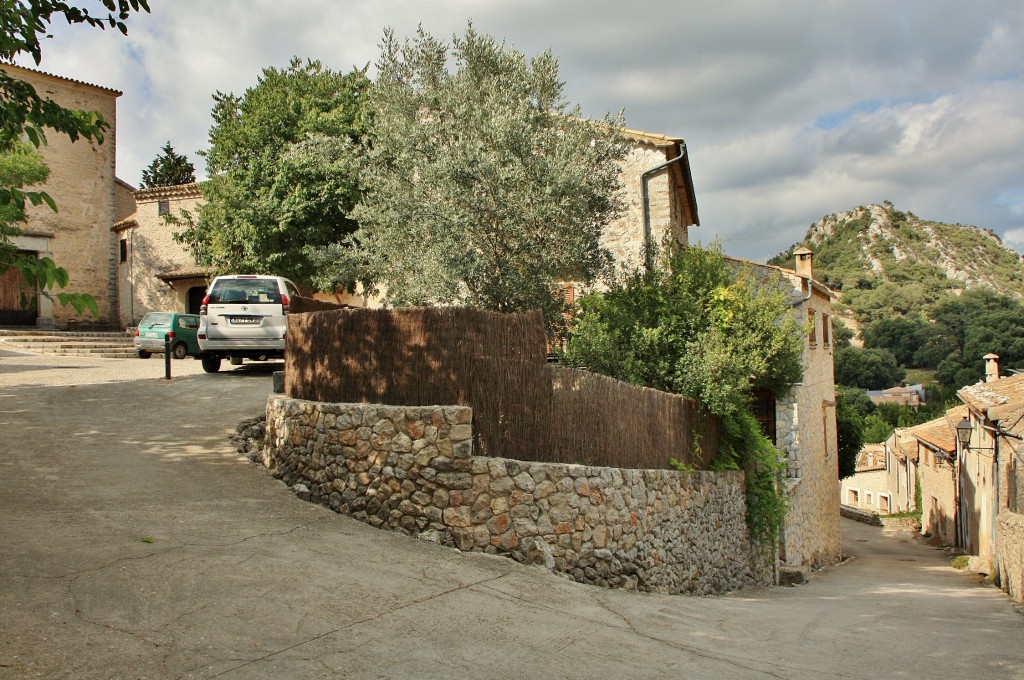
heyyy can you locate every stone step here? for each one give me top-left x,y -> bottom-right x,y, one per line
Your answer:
0,330 -> 137,359
0,329 -> 129,339
0,338 -> 133,347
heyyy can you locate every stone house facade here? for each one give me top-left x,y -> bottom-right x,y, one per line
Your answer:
1,64 -> 130,327
885,429 -> 919,514
112,183 -> 208,325
600,129 -> 698,272
911,409 -> 961,546
955,358 -> 1024,601
840,444 -> 890,512
739,251 -> 842,569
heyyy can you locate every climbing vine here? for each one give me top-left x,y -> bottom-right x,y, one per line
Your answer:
561,242 -> 802,553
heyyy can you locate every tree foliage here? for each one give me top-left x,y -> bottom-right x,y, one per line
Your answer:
174,58 -> 369,288
835,387 -> 865,480
833,346 -> 905,390
140,141 -> 195,188
562,243 -> 804,418
858,289 -> 1024,388
0,1 -> 146,317
561,243 -> 804,550
327,24 -> 627,326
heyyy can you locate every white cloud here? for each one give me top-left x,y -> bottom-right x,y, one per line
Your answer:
16,0 -> 1024,261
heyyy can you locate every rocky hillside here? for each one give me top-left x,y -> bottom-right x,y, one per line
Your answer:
772,202 -> 1024,302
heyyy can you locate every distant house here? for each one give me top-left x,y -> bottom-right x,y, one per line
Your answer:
840,444 -> 890,511
112,183 -> 208,325
884,428 -> 919,514
867,384 -> 926,409
0,64 -> 131,327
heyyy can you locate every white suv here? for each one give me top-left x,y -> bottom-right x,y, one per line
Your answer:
196,275 -> 300,373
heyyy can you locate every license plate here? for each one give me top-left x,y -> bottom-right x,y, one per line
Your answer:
144,331 -> 160,338
229,316 -> 260,325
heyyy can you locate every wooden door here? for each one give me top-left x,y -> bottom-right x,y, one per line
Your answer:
0,256 -> 37,325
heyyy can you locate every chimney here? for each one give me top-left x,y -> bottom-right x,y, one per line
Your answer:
794,246 -> 814,280
985,353 -> 1000,383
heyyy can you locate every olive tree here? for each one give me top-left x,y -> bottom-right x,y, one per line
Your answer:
318,25 -> 627,327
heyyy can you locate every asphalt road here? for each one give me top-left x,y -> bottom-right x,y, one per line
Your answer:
1,351 -> 1022,679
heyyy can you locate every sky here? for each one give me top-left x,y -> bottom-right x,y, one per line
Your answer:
21,0 -> 1024,261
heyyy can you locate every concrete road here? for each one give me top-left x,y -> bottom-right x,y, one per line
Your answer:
1,354 -> 1023,679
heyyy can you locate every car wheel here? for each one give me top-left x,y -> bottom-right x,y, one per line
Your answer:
137,350 -> 151,359
201,356 -> 222,373
171,342 -> 188,360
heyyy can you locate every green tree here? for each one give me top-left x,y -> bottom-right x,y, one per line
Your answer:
833,346 -> 905,389
140,141 -> 195,188
863,316 -> 929,367
332,25 -> 627,327
862,413 -> 893,444
832,317 -> 855,348
174,58 -> 369,288
561,242 -> 804,549
919,290 -> 1024,387
835,387 -> 865,479
1,1 -> 148,317
836,385 -> 875,418
0,142 -> 49,290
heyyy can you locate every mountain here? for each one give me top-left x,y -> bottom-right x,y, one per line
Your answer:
770,202 -> 1024,322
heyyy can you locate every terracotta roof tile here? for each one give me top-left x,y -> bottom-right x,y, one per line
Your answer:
1,62 -> 121,95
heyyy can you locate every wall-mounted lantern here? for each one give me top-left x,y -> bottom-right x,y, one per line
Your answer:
955,417 -> 973,449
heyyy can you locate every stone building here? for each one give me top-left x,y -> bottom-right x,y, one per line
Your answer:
840,444 -> 890,511
955,356 -> 1024,601
601,129 -> 699,272
0,64 -> 130,327
737,250 -> 842,569
112,183 -> 208,325
884,428 -> 919,514
912,408 -> 961,546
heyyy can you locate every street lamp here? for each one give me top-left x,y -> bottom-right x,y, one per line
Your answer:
955,417 -> 973,449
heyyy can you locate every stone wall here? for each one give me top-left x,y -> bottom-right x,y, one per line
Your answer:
995,511 -> 1024,603
263,397 -> 773,595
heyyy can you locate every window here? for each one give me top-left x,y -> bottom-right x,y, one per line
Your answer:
866,492 -> 873,506
848,489 -> 859,505
119,238 -> 127,263
752,390 -> 776,445
158,199 -> 169,216
879,494 -> 891,514
822,313 -> 831,348
808,309 -> 817,347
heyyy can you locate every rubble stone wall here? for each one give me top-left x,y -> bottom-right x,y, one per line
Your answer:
995,511 -> 1024,603
263,397 -> 772,595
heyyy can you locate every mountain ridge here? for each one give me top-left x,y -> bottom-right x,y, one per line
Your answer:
771,202 -> 1024,306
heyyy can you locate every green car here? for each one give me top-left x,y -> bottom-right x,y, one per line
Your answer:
134,312 -> 201,360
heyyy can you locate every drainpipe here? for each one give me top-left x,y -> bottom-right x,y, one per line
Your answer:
641,142 -> 687,271
129,228 -> 135,327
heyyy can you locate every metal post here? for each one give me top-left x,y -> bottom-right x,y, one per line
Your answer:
164,333 -> 172,380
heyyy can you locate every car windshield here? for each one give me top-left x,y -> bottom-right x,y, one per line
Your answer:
209,279 -> 281,305
139,313 -> 172,327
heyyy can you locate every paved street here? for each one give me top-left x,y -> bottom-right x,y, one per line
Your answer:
1,350 -> 1023,679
